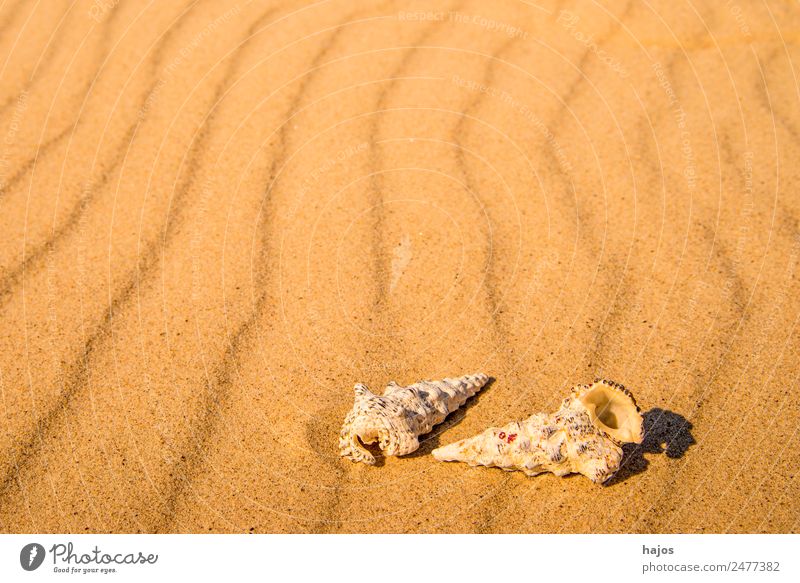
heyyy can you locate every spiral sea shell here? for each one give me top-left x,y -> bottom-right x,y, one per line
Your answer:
432,379 -> 643,484
339,373 -> 489,465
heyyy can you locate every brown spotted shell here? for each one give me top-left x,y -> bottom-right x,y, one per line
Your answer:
432,379 -> 643,484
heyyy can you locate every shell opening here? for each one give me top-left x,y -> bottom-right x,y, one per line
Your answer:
357,436 -> 384,459
579,383 -> 643,443
353,424 -> 394,457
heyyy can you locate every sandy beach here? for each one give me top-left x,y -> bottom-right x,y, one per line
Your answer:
0,0 -> 798,533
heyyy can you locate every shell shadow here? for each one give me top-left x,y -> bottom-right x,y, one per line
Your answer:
406,376 -> 496,459
606,407 -> 695,486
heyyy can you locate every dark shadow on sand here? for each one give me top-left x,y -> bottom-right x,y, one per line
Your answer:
606,407 -> 695,486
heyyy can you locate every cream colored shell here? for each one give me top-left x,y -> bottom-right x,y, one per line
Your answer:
432,380 -> 643,484
339,373 -> 489,465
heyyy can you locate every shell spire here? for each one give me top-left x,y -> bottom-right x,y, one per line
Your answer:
433,379 -> 643,484
339,373 -> 489,465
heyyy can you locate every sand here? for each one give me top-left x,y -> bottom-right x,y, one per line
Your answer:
0,0 -> 798,533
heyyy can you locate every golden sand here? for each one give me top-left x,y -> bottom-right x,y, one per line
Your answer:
0,0 -> 798,533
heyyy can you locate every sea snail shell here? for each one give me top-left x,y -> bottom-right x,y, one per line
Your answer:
339,373 -> 489,465
433,379 -> 644,484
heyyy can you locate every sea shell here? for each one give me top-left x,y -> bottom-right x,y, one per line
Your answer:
432,379 -> 643,484
339,373 -> 490,465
